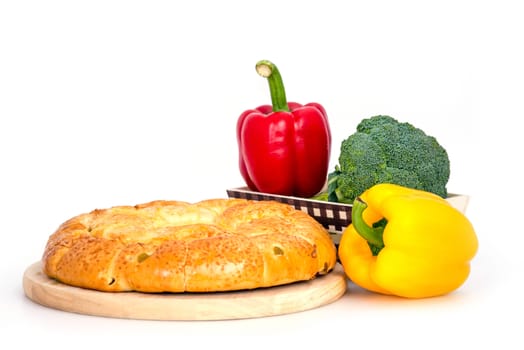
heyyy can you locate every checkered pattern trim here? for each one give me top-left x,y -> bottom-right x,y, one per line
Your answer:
226,188 -> 352,243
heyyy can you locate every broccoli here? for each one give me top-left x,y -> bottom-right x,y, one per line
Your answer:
325,115 -> 450,203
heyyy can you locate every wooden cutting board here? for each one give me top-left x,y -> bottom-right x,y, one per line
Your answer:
23,262 -> 347,321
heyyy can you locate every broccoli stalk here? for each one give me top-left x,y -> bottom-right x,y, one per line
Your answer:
322,115 -> 450,203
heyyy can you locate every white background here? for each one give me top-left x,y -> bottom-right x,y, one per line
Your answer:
1,0 -> 522,348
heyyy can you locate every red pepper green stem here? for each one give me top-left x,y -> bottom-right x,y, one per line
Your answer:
255,60 -> 290,112
352,197 -> 385,249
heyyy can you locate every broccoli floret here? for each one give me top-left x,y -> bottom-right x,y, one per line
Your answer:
327,115 -> 450,203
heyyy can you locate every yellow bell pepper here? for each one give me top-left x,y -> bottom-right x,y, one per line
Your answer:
338,183 -> 478,298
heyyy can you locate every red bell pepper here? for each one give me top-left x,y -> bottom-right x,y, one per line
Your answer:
236,60 -> 332,198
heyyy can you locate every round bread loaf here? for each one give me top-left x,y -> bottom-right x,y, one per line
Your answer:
42,198 -> 337,293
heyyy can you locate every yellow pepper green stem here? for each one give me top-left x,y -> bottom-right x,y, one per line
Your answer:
255,60 -> 290,112
352,197 -> 385,251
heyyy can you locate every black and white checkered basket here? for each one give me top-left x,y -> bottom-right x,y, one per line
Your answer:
226,187 -> 352,244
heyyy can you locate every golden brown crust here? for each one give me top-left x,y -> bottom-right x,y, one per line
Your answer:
42,198 -> 337,293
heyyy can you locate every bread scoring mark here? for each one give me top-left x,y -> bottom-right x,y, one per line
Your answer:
137,252 -> 150,263
273,246 -> 284,256
321,262 -> 329,274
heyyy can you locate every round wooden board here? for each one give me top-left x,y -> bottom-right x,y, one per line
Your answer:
23,262 -> 347,321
